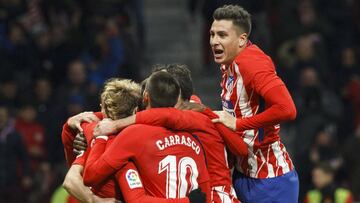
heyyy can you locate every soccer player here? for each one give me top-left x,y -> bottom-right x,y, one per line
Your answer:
209,5 -> 298,203
62,78 -> 204,203
93,64 -> 247,202
82,71 -> 211,202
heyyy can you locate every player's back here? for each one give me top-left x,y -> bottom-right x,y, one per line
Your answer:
177,110 -> 232,187
122,124 -> 209,199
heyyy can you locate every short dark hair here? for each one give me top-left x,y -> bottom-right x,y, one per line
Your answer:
213,4 -> 252,35
151,63 -> 194,101
146,71 -> 180,108
165,64 -> 193,101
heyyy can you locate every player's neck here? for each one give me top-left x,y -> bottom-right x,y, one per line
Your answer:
222,46 -> 246,67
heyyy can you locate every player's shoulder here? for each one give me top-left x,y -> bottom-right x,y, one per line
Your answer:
235,44 -> 275,74
235,45 -> 272,65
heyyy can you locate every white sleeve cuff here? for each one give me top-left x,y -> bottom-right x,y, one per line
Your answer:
96,136 -> 109,141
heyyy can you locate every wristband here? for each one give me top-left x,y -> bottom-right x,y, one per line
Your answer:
96,136 -> 109,141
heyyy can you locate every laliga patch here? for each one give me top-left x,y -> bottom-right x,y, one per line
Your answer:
126,169 -> 143,189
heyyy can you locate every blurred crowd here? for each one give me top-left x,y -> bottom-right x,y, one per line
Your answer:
0,0 -> 359,202
0,0 -> 144,202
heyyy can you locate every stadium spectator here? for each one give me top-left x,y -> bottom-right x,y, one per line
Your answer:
342,125 -> 360,201
304,163 -> 353,203
0,104 -> 32,202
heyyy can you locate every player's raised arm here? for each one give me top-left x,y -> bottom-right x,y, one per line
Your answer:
213,60 -> 296,132
61,111 -> 102,167
83,125 -> 142,186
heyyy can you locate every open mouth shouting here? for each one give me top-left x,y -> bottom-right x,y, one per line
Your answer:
213,47 -> 224,60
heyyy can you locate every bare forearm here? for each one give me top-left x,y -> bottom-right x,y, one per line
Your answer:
63,165 -> 93,203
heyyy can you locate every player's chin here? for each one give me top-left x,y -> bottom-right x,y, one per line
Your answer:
213,55 -> 225,64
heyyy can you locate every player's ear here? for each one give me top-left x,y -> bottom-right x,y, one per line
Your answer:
132,106 -> 138,114
143,91 -> 149,107
239,33 -> 247,47
100,102 -> 107,117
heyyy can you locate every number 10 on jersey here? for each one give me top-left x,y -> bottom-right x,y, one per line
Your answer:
158,155 -> 199,198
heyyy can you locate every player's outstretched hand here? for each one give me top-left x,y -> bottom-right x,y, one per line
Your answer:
212,110 -> 237,131
187,188 -> 206,203
93,115 -> 136,137
73,132 -> 87,154
68,111 -> 100,133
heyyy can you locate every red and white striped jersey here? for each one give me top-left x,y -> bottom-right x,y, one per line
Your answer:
220,44 -> 294,179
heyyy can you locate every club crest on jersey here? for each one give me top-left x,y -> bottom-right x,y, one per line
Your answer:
226,75 -> 234,92
222,100 -> 236,116
126,169 -> 142,189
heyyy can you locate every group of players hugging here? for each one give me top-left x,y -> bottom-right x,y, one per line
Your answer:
61,4 -> 299,203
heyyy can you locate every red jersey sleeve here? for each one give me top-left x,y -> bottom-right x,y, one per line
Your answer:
136,108 -> 248,158
234,46 -> 296,131
71,148 -> 89,166
251,63 -> 284,97
235,85 -> 297,131
61,122 -> 77,167
83,125 -> 144,186
61,112 -> 103,167
116,162 -> 190,203
199,181 -> 211,203
201,108 -> 248,157
135,108 -> 213,132
81,122 -> 97,145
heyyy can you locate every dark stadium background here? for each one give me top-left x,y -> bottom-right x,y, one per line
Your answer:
0,0 -> 359,202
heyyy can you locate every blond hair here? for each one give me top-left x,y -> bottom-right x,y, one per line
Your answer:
101,78 -> 141,120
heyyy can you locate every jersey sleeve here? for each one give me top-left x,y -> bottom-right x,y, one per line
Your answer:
61,113 -> 103,167
236,46 -> 284,96
116,162 -> 190,203
199,181 -> 211,203
135,108 -> 214,132
83,125 -> 144,186
234,48 -> 296,131
72,148 -> 89,166
61,122 -> 77,167
251,64 -> 284,97
235,83 -> 297,131
81,122 -> 97,145
201,108 -> 248,157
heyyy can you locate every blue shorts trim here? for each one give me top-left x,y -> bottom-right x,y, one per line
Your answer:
232,169 -> 299,203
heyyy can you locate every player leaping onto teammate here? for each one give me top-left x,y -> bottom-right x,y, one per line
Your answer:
209,4 -> 298,203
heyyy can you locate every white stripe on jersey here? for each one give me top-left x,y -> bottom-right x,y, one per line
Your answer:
255,149 -> 266,177
266,146 -> 275,177
214,186 -> 233,203
234,63 -> 253,117
271,141 -> 290,175
233,63 -> 259,177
